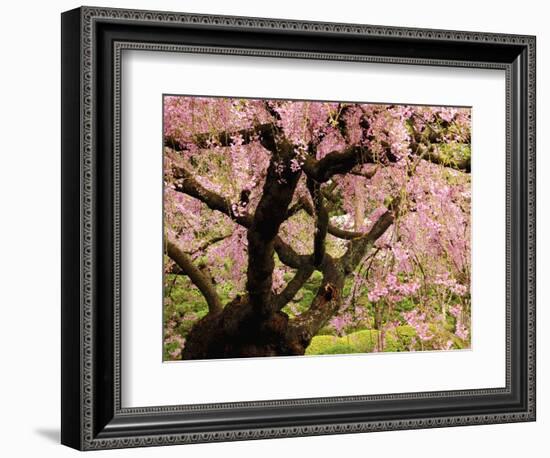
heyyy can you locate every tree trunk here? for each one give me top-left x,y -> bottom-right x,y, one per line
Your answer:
182,296 -> 305,359
182,257 -> 345,360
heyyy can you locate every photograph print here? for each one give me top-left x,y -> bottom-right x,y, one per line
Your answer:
162,96 -> 472,361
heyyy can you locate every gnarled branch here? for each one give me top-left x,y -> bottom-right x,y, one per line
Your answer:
286,255 -> 344,351
165,234 -> 222,314
171,162 -> 253,227
166,232 -> 232,275
301,146 -> 378,183
272,264 -> 315,311
307,177 -> 329,267
246,139 -> 303,315
274,236 -> 311,269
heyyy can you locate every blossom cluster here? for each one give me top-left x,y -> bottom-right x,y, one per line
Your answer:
367,273 -> 420,304
402,310 -> 433,342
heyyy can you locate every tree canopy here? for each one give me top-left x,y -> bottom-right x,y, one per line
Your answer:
163,97 -> 471,360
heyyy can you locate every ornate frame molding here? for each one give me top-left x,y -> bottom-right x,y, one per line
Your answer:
61,6 -> 536,450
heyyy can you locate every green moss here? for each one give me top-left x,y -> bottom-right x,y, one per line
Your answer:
305,335 -> 339,355
322,343 -> 362,355
305,329 -> 380,355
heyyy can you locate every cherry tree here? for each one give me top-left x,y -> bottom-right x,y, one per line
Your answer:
163,96 -> 471,359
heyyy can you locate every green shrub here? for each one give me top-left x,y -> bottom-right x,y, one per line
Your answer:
384,325 -> 416,352
346,329 -> 379,353
322,343 -> 362,355
305,335 -> 339,355
305,329 -> 380,355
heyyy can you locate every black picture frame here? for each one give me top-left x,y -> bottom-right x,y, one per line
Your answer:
61,6 -> 536,451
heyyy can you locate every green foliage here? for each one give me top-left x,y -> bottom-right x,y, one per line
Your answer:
438,142 -> 471,169
163,340 -> 182,360
305,329 -> 380,355
308,322 -> 468,356
429,324 -> 467,350
322,343 -> 363,355
384,325 -> 416,352
281,270 -> 323,317
305,335 -> 339,355
395,297 -> 416,313
163,274 -> 212,360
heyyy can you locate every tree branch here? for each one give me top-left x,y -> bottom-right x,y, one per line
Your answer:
171,150 -> 372,243
301,128 -> 469,186
170,149 -> 309,312
165,123 -> 276,151
272,264 -> 315,311
349,164 -> 379,179
301,145 -> 378,183
285,199 -> 400,350
410,140 -> 470,172
194,232 -> 232,253
294,196 -> 364,240
165,234 -> 223,314
274,236 -> 311,269
171,162 -> 252,227
166,232 -> 231,275
246,138 -> 303,315
341,197 -> 400,274
307,178 -> 329,267
409,115 -> 470,172
170,158 -> 309,272
286,255 -> 344,350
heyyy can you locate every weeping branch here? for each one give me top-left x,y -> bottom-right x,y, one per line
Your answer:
301,110 -> 470,184
301,139 -> 469,185
326,225 -> 365,240
285,199 -> 400,345
194,232 -> 232,253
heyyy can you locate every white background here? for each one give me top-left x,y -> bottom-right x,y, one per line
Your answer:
123,52 -> 505,406
0,0 -> 546,457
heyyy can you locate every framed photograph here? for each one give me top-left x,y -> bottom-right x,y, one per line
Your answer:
61,6 -> 536,450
